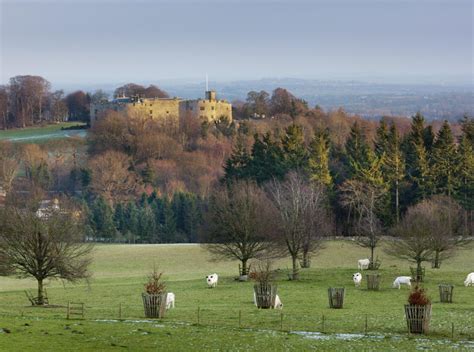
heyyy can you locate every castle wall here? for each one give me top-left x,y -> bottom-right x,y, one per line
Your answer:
90,91 -> 232,127
179,98 -> 232,123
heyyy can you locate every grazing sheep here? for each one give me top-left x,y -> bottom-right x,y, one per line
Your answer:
358,259 -> 370,270
206,273 -> 218,288
464,272 -> 474,287
274,294 -> 283,309
392,276 -> 412,289
166,292 -> 175,309
352,272 -> 362,287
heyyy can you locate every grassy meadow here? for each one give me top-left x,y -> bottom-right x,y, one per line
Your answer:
0,122 -> 86,143
0,241 -> 473,351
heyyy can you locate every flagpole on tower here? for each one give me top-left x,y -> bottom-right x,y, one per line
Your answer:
206,73 -> 209,91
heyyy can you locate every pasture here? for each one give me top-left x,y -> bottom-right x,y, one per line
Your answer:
0,241 -> 473,351
0,122 -> 87,143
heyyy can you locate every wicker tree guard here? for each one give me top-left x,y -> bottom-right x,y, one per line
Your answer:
410,267 -> 426,282
328,288 -> 345,309
254,283 -> 277,309
366,273 -> 381,291
438,284 -> 454,303
142,292 -> 167,318
404,304 -> 432,334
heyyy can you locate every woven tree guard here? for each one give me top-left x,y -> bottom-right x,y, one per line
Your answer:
410,266 -> 426,282
366,273 -> 381,291
238,264 -> 251,281
438,284 -> 454,303
142,292 -> 167,318
404,304 -> 432,334
328,288 -> 345,309
254,283 -> 277,309
368,258 -> 381,270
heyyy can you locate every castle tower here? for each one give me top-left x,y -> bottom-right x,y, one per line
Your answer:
205,90 -> 216,101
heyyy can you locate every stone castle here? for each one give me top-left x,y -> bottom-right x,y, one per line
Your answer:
90,90 -> 232,126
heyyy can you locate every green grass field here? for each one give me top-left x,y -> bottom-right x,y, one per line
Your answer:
0,241 -> 473,351
0,122 -> 87,143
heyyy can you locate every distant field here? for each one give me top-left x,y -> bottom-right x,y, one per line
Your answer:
0,241 -> 473,351
0,122 -> 87,143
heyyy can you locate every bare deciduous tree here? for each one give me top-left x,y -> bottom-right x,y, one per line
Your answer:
340,179 -> 385,268
203,181 -> 276,276
423,195 -> 465,268
268,172 -> 328,280
0,141 -> 19,194
0,204 -> 93,305
88,150 -> 136,205
386,200 -> 435,280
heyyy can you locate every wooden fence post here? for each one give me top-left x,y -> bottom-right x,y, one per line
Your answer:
365,314 -> 368,334
321,314 -> 325,333
66,301 -> 70,320
452,322 -> 455,339
238,310 -> 242,328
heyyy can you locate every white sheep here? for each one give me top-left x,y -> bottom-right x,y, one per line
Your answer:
358,259 -> 370,270
392,276 -> 412,289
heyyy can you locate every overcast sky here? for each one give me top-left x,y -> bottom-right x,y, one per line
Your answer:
0,0 -> 472,86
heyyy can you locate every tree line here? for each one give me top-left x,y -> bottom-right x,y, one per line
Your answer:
224,114 -> 474,235
85,191 -> 203,243
0,75 -> 172,129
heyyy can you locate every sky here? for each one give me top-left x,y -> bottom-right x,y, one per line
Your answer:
0,0 -> 472,86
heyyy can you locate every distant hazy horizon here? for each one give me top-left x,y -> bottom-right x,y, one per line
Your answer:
1,0 -> 472,86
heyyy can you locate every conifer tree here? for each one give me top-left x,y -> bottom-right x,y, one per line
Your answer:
249,132 -> 286,183
281,124 -> 308,170
384,124 -> 405,223
160,198 -> 177,243
138,204 -> 157,243
374,119 -> 389,157
141,162 -> 155,185
460,115 -> 474,145
89,196 -> 116,242
125,202 -> 139,243
223,137 -> 251,182
114,203 -> 126,238
457,133 -> 474,235
406,113 -> 434,201
308,128 -> 332,187
431,121 -> 459,197
345,122 -> 372,178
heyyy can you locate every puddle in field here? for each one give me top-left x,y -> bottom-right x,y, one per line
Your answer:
292,331 -> 383,341
291,331 -> 474,348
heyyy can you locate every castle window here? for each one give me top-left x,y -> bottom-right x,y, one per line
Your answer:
166,111 -> 169,114
200,107 -> 205,111
211,106 -> 215,110
150,110 -> 153,114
